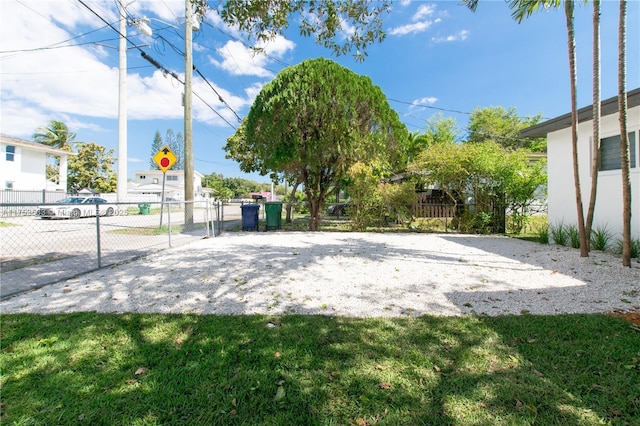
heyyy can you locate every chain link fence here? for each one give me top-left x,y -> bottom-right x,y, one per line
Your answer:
1,200 -> 227,299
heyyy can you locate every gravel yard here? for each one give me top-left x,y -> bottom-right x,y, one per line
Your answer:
1,232 -> 639,317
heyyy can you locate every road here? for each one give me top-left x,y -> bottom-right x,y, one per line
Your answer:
0,204 -> 245,298
1,204 -> 242,263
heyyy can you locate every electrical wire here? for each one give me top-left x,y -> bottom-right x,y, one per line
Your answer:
147,31 -> 243,124
0,38 -> 120,55
78,0 -> 237,130
389,98 -> 471,116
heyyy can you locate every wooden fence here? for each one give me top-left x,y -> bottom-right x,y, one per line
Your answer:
413,202 -> 456,218
413,191 -> 456,218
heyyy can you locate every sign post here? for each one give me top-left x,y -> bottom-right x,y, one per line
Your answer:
152,145 -> 177,227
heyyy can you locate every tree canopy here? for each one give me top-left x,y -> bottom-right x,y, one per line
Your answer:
466,106 -> 545,152
150,129 -> 184,170
68,142 -> 117,193
214,0 -> 391,62
224,58 -> 408,230
408,141 -> 546,233
33,120 -> 75,151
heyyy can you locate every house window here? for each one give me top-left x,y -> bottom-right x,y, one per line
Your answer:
599,132 -> 636,171
167,175 -> 178,181
140,175 -> 146,180
5,145 -> 15,161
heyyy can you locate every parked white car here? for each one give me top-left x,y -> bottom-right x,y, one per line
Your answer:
37,197 -> 116,219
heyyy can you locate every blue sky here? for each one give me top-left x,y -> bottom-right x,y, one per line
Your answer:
1,0 -> 638,183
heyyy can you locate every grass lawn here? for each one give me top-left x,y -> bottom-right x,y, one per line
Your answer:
1,313 -> 638,425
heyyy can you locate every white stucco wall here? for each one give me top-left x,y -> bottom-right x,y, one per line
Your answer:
1,143 -> 48,190
547,104 -> 640,239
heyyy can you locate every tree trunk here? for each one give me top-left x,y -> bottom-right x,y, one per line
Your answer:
618,0 -> 631,267
307,196 -> 321,231
565,0 -> 589,257
585,0 -> 601,253
285,180 -> 300,223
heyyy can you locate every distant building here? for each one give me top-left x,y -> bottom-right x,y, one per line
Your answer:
128,169 -> 210,200
249,191 -> 275,201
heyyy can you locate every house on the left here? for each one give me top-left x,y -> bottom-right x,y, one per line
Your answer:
1,134 -> 75,191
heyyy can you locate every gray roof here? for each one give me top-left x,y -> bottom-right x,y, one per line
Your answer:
520,88 -> 640,138
1,133 -> 76,156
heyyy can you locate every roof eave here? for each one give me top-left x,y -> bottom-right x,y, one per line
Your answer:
520,87 -> 640,138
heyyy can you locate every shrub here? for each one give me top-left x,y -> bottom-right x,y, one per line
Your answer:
550,222 -> 568,246
567,224 -> 580,249
590,225 -> 613,251
536,223 -> 549,244
615,238 -> 640,259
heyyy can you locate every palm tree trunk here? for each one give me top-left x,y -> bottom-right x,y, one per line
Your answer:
565,0 -> 589,257
618,0 -> 631,267
585,0 -> 601,253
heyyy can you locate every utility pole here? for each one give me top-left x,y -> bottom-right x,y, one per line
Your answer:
184,0 -> 194,227
117,1 -> 128,202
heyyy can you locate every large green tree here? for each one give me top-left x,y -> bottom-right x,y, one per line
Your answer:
467,106 -> 545,152
406,113 -> 460,163
225,58 -> 408,230
67,142 -> 117,193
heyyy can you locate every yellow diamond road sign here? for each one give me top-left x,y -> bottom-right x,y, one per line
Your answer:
153,145 -> 177,172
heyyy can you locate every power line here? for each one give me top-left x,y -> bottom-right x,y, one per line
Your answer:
144,30 -> 243,124
388,98 -> 471,116
78,0 -> 237,130
195,67 -> 242,123
0,38 -> 120,55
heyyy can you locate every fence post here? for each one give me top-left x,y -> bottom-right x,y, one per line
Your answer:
205,200 -> 211,237
95,203 -> 102,268
167,202 -> 172,248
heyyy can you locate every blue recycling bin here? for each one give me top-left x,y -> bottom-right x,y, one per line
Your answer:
241,203 -> 260,231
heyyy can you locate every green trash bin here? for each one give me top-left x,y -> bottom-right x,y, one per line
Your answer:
138,203 -> 150,215
264,201 -> 283,230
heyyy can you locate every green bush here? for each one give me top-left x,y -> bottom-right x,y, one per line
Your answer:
567,224 -> 580,249
346,163 -> 415,231
590,224 -> 613,251
615,238 -> 640,258
536,223 -> 549,244
550,222 -> 568,246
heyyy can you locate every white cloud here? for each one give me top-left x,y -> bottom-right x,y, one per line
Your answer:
413,4 -> 436,21
388,3 -> 439,36
432,30 -> 469,43
0,0 -> 260,136
409,97 -> 438,109
210,36 -> 294,77
389,21 -> 434,36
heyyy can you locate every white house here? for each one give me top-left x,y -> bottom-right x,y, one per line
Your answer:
521,88 -> 640,240
128,169 -> 209,200
0,134 -> 75,191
